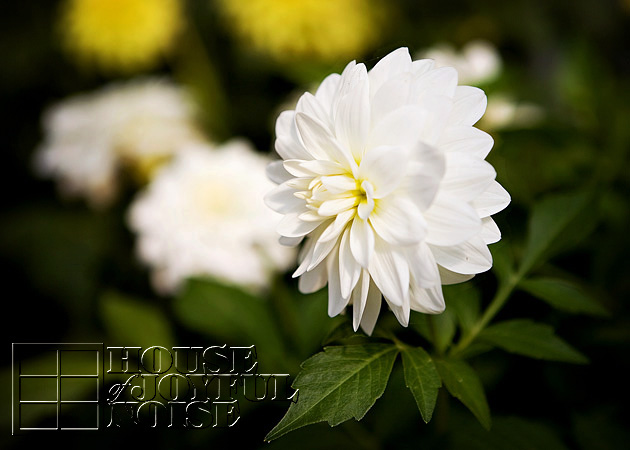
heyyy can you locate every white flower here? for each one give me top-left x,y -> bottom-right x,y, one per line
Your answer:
34,78 -> 201,207
480,94 -> 544,131
420,40 -> 502,85
128,140 -> 296,295
265,47 -> 510,334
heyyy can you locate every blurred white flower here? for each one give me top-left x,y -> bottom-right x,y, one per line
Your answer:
128,140 -> 296,295
480,94 -> 544,131
421,40 -> 502,85
34,78 -> 202,207
265,48 -> 510,334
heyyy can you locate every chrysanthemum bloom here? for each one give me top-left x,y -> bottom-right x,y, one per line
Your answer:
216,0 -> 384,62
35,78 -> 202,207
128,141 -> 296,294
265,47 -> 510,334
59,0 -> 182,73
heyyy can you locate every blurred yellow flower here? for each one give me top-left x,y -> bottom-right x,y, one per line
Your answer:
217,0 -> 384,62
59,0 -> 183,73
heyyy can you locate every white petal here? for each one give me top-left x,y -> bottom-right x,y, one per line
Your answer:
399,141 -> 445,211
413,94 -> 453,145
370,72 -> 414,126
307,234 -> 338,271
411,67 -> 458,102
350,217 -> 375,268
318,197 -> 357,217
368,105 -> 427,150
352,269 -> 371,330
368,47 -> 412,97
293,226 -> 327,277
439,126 -> 494,159
430,235 -> 492,275
409,285 -> 445,314
277,213 -> 324,238
359,278 -> 382,335
424,193 -> 481,246
407,241 -> 440,289
327,243 -> 350,316
411,59 -> 435,76
389,297 -> 411,327
334,71 -> 370,161
318,209 -> 355,242
368,239 -> 409,307
339,229 -> 362,299
296,92 -> 333,130
438,266 -> 474,285
358,145 -> 408,198
369,196 -> 426,246
333,61 -> 366,114
264,183 -> 304,214
280,236 -> 303,247
472,181 -> 511,217
275,111 -> 311,160
450,86 -> 487,126
320,175 -> 357,194
266,160 -> 292,184
298,263 -> 327,294
480,217 -> 501,244
295,112 -> 354,168
283,159 -> 314,178
315,73 -> 341,110
440,152 -> 496,202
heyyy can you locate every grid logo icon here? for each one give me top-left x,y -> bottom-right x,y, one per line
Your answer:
12,343 -> 104,434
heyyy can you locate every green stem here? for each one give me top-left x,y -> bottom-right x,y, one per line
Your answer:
449,272 -> 521,357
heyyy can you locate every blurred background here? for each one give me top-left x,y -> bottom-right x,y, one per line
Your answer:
1,0 -> 629,448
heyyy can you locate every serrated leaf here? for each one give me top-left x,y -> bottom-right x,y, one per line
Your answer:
100,292 -> 175,349
174,278 -> 286,366
519,277 -> 608,317
436,358 -> 492,430
520,191 -> 593,274
400,346 -> 441,423
265,344 -> 398,441
477,319 -> 588,363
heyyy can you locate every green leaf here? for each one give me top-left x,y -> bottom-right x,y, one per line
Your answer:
520,191 -> 593,274
100,292 -> 175,349
477,319 -> 588,364
265,344 -> 398,441
400,346 -> 441,423
436,358 -> 492,430
174,278 -> 287,367
519,277 -> 609,317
